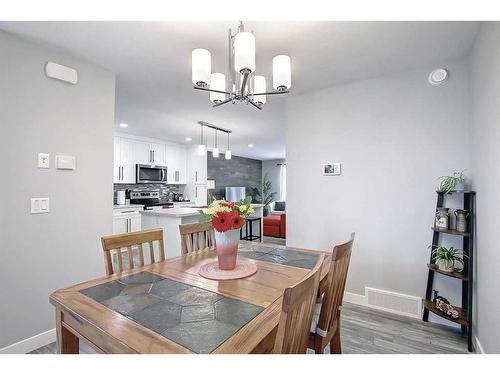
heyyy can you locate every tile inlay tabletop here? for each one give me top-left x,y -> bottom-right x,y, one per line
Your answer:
81,272 -> 263,353
50,242 -> 329,353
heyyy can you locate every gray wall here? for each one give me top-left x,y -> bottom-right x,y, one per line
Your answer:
286,61 -> 471,325
207,152 -> 262,201
0,31 -> 115,350
262,159 -> 285,201
468,23 -> 500,353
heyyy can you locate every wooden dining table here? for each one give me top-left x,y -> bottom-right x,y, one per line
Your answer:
50,241 -> 330,354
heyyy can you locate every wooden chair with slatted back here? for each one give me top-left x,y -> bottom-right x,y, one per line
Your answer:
101,228 -> 166,276
308,232 -> 355,354
179,222 -> 216,255
273,252 -> 325,354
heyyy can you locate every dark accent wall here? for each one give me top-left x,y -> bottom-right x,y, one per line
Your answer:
207,152 -> 262,201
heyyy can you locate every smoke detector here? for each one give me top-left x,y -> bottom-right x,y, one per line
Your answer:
428,68 -> 449,85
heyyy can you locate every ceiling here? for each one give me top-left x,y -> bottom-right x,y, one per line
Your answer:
0,21 -> 480,160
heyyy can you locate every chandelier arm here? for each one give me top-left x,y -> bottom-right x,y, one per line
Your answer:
240,71 -> 250,95
193,86 -> 231,95
212,98 -> 233,108
253,90 -> 290,96
249,100 -> 263,110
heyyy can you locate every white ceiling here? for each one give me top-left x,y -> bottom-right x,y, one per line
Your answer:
0,21 -> 480,160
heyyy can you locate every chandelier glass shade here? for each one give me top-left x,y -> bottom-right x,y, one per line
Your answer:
192,21 -> 291,110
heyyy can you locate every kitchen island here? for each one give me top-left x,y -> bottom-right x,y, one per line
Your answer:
141,204 -> 264,259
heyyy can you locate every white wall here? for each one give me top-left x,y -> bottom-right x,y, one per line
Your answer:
286,61 -> 471,318
0,31 -> 115,350
468,23 -> 500,353
262,159 -> 285,201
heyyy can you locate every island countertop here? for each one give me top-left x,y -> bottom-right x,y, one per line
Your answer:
141,207 -> 202,218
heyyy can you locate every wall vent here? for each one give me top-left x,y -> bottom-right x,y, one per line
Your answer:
365,287 -> 422,319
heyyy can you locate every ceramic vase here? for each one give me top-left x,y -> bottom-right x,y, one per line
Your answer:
214,228 -> 240,270
438,259 -> 454,273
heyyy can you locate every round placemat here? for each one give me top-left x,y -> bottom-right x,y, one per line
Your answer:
198,260 -> 258,280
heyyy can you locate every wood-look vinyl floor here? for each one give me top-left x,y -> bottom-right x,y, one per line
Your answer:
28,302 -> 469,354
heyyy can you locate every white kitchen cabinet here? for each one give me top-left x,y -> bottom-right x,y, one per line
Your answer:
113,210 -> 142,234
194,185 -> 207,206
150,142 -> 166,166
165,142 -> 187,184
113,137 -> 121,183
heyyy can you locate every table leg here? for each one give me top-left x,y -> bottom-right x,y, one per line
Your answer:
56,309 -> 79,354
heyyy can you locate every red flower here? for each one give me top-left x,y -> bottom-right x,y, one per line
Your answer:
232,214 -> 244,229
212,211 -> 232,232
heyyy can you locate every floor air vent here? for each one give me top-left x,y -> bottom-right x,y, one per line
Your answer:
365,287 -> 422,319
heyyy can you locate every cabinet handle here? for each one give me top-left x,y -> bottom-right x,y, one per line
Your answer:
195,186 -> 198,198
195,171 -> 198,182
153,150 -> 155,163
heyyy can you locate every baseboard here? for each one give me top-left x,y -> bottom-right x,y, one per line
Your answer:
343,291 -> 367,306
0,328 -> 55,354
473,335 -> 485,354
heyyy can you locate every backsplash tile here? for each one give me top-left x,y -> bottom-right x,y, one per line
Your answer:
113,183 -> 181,204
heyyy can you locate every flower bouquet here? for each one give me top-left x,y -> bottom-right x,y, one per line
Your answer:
200,196 -> 254,270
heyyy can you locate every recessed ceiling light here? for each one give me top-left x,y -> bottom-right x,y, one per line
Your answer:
428,68 -> 448,86
119,123 -> 129,128
247,143 -> 254,148
185,137 -> 192,142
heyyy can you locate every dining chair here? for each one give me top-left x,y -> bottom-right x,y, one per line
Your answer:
273,252 -> 325,354
100,228 -> 166,276
308,232 -> 355,354
179,222 -> 216,255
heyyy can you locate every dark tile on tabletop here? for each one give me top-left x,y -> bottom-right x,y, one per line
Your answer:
101,293 -> 162,315
149,278 -> 192,300
215,298 -> 263,327
128,300 -> 182,333
161,320 -> 239,353
181,304 -> 215,323
167,287 -> 223,306
119,271 -> 165,285
80,280 -> 125,302
120,283 -> 152,296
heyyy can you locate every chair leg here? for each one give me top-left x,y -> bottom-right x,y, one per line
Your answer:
330,328 -> 341,354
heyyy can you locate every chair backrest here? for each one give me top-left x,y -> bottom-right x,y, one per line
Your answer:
274,253 -> 325,354
316,233 -> 355,336
179,222 -> 216,255
101,228 -> 166,276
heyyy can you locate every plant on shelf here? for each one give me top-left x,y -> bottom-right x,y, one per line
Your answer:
438,170 -> 466,193
430,245 -> 467,273
199,197 -> 254,270
251,173 -> 277,216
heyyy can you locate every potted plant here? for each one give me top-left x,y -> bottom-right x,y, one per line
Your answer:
251,173 -> 277,216
438,170 -> 466,193
200,197 -> 254,270
431,245 -> 467,272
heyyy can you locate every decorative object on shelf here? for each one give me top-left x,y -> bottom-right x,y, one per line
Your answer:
438,170 -> 466,193
197,121 -> 231,158
251,173 -> 277,216
433,290 -> 459,319
454,209 -> 470,233
435,207 -> 450,229
200,197 -> 254,270
431,245 -> 466,272
191,21 -> 291,110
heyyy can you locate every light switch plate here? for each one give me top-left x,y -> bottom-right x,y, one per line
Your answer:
38,153 -> 50,169
31,198 -> 50,214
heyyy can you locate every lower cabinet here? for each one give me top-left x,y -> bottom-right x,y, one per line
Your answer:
112,212 -> 142,234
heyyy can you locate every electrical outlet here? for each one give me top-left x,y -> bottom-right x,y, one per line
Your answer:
38,153 -> 50,169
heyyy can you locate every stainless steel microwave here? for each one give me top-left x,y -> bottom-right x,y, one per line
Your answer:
136,164 -> 168,184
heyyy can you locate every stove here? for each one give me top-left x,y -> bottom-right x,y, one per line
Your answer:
129,190 -> 173,210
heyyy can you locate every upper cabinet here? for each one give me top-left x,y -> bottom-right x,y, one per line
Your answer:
114,134 -> 187,184
186,144 -> 207,185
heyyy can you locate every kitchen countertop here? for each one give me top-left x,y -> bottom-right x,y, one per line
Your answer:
113,204 -> 144,210
141,207 -> 202,218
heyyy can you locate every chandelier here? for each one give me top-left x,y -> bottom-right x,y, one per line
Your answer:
191,21 -> 291,110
